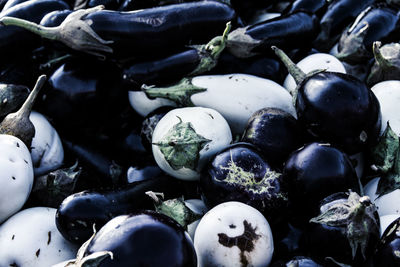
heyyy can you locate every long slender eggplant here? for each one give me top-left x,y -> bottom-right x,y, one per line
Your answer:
118,0 -> 231,11
313,0 -> 375,51
122,22 -> 231,89
336,3 -> 400,64
282,0 -> 327,17
227,11 -> 319,58
0,1 -> 236,59
55,175 -> 187,244
0,0 -> 70,62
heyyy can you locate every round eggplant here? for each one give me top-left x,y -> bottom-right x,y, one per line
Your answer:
77,211 -> 197,267
200,142 -> 288,225
302,192 -> 380,266
273,46 -> 382,154
282,142 -> 360,224
241,107 -> 304,167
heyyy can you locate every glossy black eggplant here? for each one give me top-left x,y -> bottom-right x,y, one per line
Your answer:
35,58 -> 138,144
0,0 -> 70,62
122,23 -> 231,89
0,83 -> 30,120
227,11 -> 319,58
40,9 -> 71,27
56,175 -> 186,244
118,0 -> 227,11
86,0 -> 122,10
0,1 -> 236,60
282,143 -> 360,225
79,211 -> 197,267
208,50 -> 284,83
301,192 -> 380,266
273,46 -> 382,154
200,142 -> 288,226
313,0 -> 375,51
371,217 -> 400,266
282,0 -> 327,17
241,107 -> 304,167
229,0 -> 274,23
337,3 -> 400,64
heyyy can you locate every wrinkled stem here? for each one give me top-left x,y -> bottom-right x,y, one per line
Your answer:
19,75 -> 46,118
0,16 -> 60,40
271,46 -> 306,85
372,41 -> 391,69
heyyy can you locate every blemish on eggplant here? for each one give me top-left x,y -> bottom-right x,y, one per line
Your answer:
16,142 -> 19,148
218,220 -> 261,266
9,263 -> 18,267
35,249 -> 40,257
229,224 -> 236,229
207,113 -> 214,119
11,176 -> 15,180
11,235 -> 14,240
24,159 -> 28,164
9,157 -> 14,162
47,231 -> 52,245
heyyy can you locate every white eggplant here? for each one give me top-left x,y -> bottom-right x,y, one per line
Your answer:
30,111 -> 64,176
194,201 -> 274,267
152,107 -> 232,181
284,53 -> 346,94
0,207 -> 77,267
0,134 -> 33,223
128,91 -> 176,117
364,177 -> 400,217
371,80 -> 400,135
143,74 -> 296,134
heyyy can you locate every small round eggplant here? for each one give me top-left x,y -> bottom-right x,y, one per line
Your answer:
372,217 -> 400,266
241,107 -> 304,167
273,46 -> 382,154
336,3 -> 400,64
302,192 -> 380,266
282,142 -> 360,224
78,211 -> 197,267
200,142 -> 288,225
194,201 -> 274,267
152,107 -> 232,181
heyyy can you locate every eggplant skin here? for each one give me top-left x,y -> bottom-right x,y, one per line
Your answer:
86,1 -> 236,59
85,211 -> 197,267
372,218 -> 400,266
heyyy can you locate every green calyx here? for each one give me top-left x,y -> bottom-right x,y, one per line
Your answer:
142,78 -> 207,107
310,192 -> 380,260
369,122 -> 400,197
367,42 -> 400,86
218,153 -> 287,201
189,21 -> 232,76
146,191 -> 201,229
153,117 -> 211,171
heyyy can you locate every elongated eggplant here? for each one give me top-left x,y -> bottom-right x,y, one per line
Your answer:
209,50 -> 284,83
313,0 -> 374,51
337,3 -> 400,64
122,22 -> 231,89
0,0 -> 70,62
0,1 -> 236,59
282,0 -> 327,17
273,46 -> 381,154
226,11 -> 319,58
55,175 -> 186,244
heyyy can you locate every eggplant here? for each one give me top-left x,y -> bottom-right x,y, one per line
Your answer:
282,0 -> 327,17
200,142 -> 288,228
226,11 -> 319,58
282,142 -> 360,225
367,42 -> 400,86
313,0 -> 375,51
241,107 -> 304,168
208,50 -> 284,83
1,0 -> 31,11
40,9 -> 72,27
0,0 -> 70,63
74,211 -> 197,267
273,46 -> 381,154
122,22 -> 231,89
302,192 -> 380,266
372,217 -> 400,266
55,175 -> 186,244
0,1 -> 236,60
337,3 -> 400,64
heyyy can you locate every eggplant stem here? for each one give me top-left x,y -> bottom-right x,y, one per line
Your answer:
372,41 -> 391,69
0,16 -> 59,40
145,191 -> 164,205
271,46 -> 306,85
19,75 -> 46,118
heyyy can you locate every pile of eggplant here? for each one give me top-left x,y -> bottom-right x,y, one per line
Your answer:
1,0 -> 400,266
